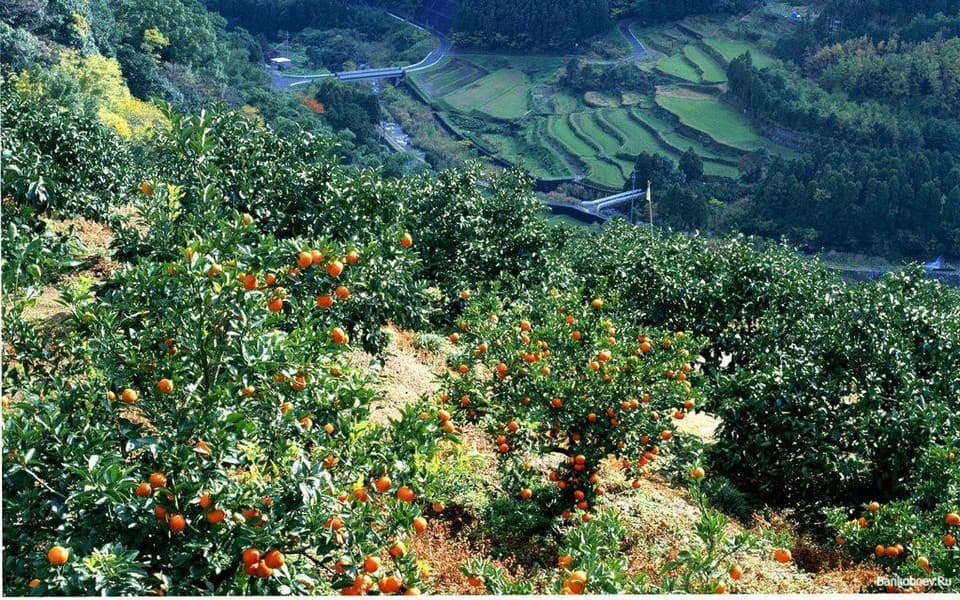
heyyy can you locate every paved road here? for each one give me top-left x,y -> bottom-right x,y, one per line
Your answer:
268,16 -> 450,90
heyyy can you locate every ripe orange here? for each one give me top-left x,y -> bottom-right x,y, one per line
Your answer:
773,548 -> 792,563
590,298 -> 603,310
207,509 -> 225,524
660,430 -> 672,441
520,488 -> 533,500
946,512 -> 960,526
242,274 -> 258,290
141,181 -> 153,195
297,252 -> 313,269
374,475 -> 392,493
327,261 -> 344,278
403,587 -> 422,595
242,213 -> 254,226
299,416 -> 313,430
47,545 -> 69,565
571,330 -> 582,341
264,549 -> 284,569
868,501 -> 880,512
267,297 -> 284,312
885,545 -> 900,558
397,486 -> 415,502
690,467 -> 705,480
168,514 -> 186,533
379,576 -> 402,594
558,554 -> 573,569
565,570 -> 587,594
324,515 -> 344,530
917,556 -> 931,572
121,388 -> 138,404
449,333 -> 459,343
280,401 -> 294,414
255,561 -> 273,578
729,564 -> 743,580
149,472 -> 167,489
714,583 -> 727,594
28,579 -> 41,588
243,548 -> 261,565
467,575 -> 484,588
875,544 -> 885,557
346,250 -> 360,265
335,285 -> 350,300
858,517 -> 869,528
413,516 -> 428,533
400,232 -> 413,248
135,482 -> 152,498
363,555 -> 381,573
945,534 -> 957,548
199,492 -> 212,508
332,327 -> 349,344
154,506 -> 167,521
157,378 -> 174,394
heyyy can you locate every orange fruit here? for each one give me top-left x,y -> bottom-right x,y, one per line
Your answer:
714,583 -> 727,594
47,545 -> 69,565
868,501 -> 880,512
558,554 -> 573,569
729,564 -> 743,580
374,475 -> 392,493
28,579 -> 41,588
917,556 -> 931,572
297,252 -> 313,269
141,181 -> 153,195
199,492 -> 212,508
255,561 -> 273,578
149,472 -> 167,489
379,576 -> 402,594
400,232 -> 413,247
590,298 -> 603,310
157,378 -> 174,394
243,274 -> 258,290
946,512 -> 960,526
154,506 -> 167,522
121,388 -> 138,404
660,430 -> 672,441
412,516 -> 428,533
467,575 -> 484,588
332,327 -> 349,344
403,587 -> 422,595
264,549 -> 284,569
324,516 -> 344,530
363,555 -> 381,573
335,285 -> 350,300
449,333 -> 459,343
207,263 -> 222,277
945,534 -> 957,548
690,467 -> 705,480
431,501 -> 445,513
773,548 -> 792,563
168,514 -> 186,533
316,294 -> 334,309
243,548 -> 261,565
265,273 -> 276,286
875,544 -> 885,557
135,482 -> 152,497
520,488 -> 533,500
397,486 -> 415,502
327,261 -> 344,278
345,250 -> 360,265
207,509 -> 225,524
267,297 -> 284,313
242,213 -> 254,226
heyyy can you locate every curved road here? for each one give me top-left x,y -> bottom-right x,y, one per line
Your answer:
269,16 -> 451,90
587,22 -> 646,65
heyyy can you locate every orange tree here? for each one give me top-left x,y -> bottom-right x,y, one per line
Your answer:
1,174 -> 452,594
439,288 -> 705,518
828,444 -> 960,592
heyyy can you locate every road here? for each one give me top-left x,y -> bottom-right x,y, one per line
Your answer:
268,15 -> 450,90
587,22 -> 647,65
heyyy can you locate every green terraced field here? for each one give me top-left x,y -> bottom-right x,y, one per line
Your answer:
656,53 -> 700,82
444,70 -> 529,117
572,112 -> 621,157
481,85 -> 530,119
684,45 -> 727,83
656,94 -> 765,151
703,161 -> 740,179
548,115 -> 596,158
601,109 -> 674,157
630,109 -> 726,161
703,38 -> 777,69
412,58 -> 489,98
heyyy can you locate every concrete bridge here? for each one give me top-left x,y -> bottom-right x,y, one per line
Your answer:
336,67 -> 405,82
581,188 -> 645,212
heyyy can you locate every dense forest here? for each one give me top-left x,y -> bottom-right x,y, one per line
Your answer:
452,0 -> 611,50
610,0 -> 761,24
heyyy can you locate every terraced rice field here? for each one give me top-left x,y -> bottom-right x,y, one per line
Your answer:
656,94 -> 766,151
683,45 -> 727,83
656,53 -> 701,83
600,109 -> 674,157
703,38 -> 777,69
412,58 -> 488,97
443,69 -> 531,119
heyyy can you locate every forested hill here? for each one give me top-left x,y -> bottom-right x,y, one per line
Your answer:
452,0 -> 611,50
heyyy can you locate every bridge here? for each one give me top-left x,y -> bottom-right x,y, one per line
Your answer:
337,67 -> 405,82
580,188 -> 645,212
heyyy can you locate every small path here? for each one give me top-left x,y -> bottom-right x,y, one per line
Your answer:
587,21 -> 648,65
